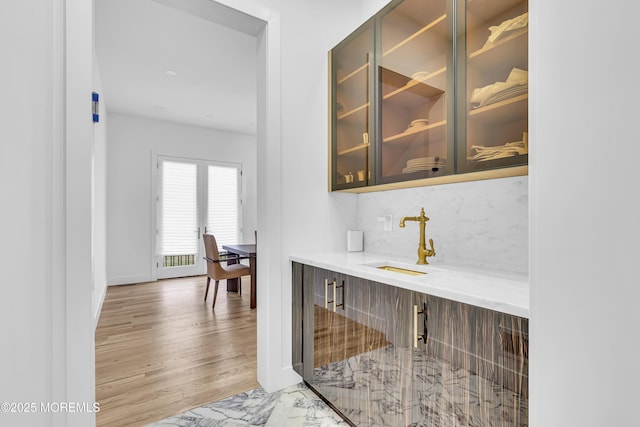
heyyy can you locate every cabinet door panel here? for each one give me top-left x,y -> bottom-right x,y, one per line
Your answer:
459,0 -> 529,174
309,274 -> 420,426
292,262 -> 304,377
411,293 -> 528,426
378,0 -> 452,184
331,21 -> 374,190
309,270 -> 369,417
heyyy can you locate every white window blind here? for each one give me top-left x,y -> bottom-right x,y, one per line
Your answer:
161,161 -> 198,258
207,164 -> 239,250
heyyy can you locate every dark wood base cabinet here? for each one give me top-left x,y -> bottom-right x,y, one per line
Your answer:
292,262 -> 528,426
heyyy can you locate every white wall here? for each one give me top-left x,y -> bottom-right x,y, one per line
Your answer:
253,0 -> 369,392
1,1 -> 96,426
65,0 -> 97,423
106,113 -> 257,285
529,0 -> 640,425
0,2 -> 60,425
92,50 -> 108,326
357,176 -> 528,274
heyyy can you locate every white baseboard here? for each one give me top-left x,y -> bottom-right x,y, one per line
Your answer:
259,366 -> 302,394
93,284 -> 108,330
107,274 -> 153,286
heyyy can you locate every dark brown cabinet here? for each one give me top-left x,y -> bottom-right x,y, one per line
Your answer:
292,262 -> 528,426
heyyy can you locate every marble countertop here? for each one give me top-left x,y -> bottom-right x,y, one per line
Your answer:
289,251 -> 529,318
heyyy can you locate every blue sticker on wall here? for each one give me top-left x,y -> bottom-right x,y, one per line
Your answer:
92,92 -> 99,123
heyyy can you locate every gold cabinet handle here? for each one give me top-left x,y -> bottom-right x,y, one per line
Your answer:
413,305 -> 418,348
324,279 -> 329,309
414,304 -> 426,348
333,280 -> 337,312
326,279 -> 337,310
333,280 -> 344,312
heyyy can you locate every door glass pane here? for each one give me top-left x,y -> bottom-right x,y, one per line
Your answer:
379,0 -> 450,183
331,23 -> 372,189
207,164 -> 239,250
160,161 -> 198,267
464,0 -> 528,172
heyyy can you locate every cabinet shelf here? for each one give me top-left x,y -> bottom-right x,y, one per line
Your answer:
467,28 -> 527,71
382,67 -> 446,102
383,119 -> 446,145
383,13 -> 447,57
468,93 -> 527,120
337,62 -> 369,85
337,143 -> 369,156
337,102 -> 369,121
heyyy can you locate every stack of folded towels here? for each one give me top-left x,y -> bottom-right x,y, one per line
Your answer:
470,68 -> 528,109
469,132 -> 528,161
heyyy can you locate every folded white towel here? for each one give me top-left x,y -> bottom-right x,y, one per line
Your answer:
484,12 -> 528,46
470,68 -> 528,108
469,132 -> 528,161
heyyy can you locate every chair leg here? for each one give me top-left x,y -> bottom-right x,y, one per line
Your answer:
212,280 -> 220,308
204,277 -> 211,301
239,278 -> 242,295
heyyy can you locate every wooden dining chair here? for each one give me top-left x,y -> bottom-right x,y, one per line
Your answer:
203,233 -> 252,308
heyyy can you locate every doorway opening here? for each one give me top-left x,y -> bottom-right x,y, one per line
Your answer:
90,0 -> 281,423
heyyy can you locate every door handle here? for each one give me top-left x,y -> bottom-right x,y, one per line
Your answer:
334,280 -> 344,312
324,279 -> 329,309
413,304 -> 427,348
325,279 -> 341,311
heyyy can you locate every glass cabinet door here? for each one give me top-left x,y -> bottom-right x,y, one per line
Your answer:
330,21 -> 374,190
377,0 -> 452,184
459,0 -> 528,173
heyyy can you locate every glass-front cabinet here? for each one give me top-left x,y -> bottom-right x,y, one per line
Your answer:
329,0 -> 528,191
459,0 -> 528,173
378,0 -> 452,185
331,21 -> 374,190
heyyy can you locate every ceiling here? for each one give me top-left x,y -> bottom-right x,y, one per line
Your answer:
95,0 -> 263,135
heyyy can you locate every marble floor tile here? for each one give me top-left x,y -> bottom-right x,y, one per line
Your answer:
146,383 -> 348,427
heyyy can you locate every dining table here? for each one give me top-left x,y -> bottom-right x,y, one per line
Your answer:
222,243 -> 257,309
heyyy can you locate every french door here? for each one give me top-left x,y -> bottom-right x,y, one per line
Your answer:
157,156 -> 242,279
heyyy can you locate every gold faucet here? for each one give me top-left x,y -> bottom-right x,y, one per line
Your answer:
399,207 -> 435,265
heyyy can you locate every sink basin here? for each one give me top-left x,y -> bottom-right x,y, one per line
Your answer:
362,261 -> 428,276
376,265 -> 426,276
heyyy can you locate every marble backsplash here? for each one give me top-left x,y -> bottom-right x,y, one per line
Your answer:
356,176 -> 528,274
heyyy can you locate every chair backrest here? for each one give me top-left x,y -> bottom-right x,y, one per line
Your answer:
203,233 -> 225,279
203,233 -> 220,260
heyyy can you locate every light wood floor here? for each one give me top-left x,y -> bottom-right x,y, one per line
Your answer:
95,276 -> 258,426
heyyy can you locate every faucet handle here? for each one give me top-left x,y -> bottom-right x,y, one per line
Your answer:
427,238 -> 436,257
